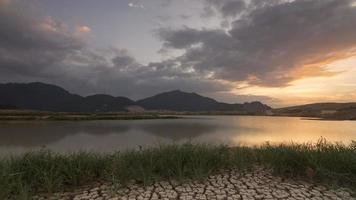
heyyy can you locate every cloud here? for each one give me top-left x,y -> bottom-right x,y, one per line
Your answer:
0,0 -> 10,6
0,2 -> 83,78
50,49 -> 233,98
0,0 -> 233,100
75,25 -> 91,34
203,0 -> 246,18
159,0 -> 173,8
2,0 -> 356,105
159,0 -> 356,87
180,14 -> 191,20
128,2 -> 144,9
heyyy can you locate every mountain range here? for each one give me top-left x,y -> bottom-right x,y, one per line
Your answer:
274,103 -> 356,120
0,82 -> 271,114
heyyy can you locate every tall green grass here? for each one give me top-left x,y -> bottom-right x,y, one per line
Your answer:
0,140 -> 355,199
258,139 -> 356,186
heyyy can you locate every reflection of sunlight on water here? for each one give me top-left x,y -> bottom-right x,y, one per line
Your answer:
231,117 -> 356,146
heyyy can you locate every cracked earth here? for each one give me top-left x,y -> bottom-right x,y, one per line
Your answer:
34,168 -> 355,200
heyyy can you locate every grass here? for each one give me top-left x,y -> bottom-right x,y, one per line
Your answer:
0,140 -> 355,199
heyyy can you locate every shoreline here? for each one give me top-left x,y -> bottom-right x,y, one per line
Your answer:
1,110 -> 355,121
0,110 -> 181,121
0,115 -> 180,121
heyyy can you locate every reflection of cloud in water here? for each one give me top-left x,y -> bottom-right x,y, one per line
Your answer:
0,121 -> 130,147
2,116 -> 356,154
0,118 -> 263,148
138,120 -> 220,141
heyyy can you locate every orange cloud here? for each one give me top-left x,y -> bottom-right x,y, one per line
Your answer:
76,25 -> 91,34
235,56 -> 356,107
38,16 -> 69,33
287,50 -> 356,83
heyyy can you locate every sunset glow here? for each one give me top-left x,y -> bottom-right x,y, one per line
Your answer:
234,56 -> 356,106
1,0 -> 356,107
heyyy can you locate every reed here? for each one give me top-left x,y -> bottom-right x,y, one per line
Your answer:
1,140 -> 355,199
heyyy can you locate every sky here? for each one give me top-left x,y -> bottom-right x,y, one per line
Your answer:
1,0 -> 356,107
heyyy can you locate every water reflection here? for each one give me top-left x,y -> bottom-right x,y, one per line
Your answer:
0,121 -> 130,146
0,116 -> 355,154
138,120 -> 220,140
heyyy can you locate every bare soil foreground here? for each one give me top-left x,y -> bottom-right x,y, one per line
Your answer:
34,168 -> 354,200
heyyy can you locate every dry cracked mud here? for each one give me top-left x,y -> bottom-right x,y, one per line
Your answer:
34,168 -> 355,200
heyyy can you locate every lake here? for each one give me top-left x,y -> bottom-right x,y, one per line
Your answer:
1,116 -> 356,155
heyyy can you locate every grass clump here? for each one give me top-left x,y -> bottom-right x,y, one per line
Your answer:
258,139 -> 356,186
0,140 -> 355,199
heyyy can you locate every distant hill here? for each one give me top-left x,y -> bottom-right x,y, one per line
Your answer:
0,82 -> 271,113
273,103 -> 356,120
0,82 -> 82,111
0,82 -> 135,112
58,94 -> 135,112
137,90 -> 271,113
137,90 -> 226,112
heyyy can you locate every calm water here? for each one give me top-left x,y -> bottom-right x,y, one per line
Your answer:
1,116 -> 356,155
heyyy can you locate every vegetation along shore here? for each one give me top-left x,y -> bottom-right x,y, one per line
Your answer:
0,110 -> 179,121
1,139 -> 355,199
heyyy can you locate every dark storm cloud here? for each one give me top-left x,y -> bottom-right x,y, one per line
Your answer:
0,0 -> 232,99
4,0 -> 356,105
112,55 -> 136,68
159,0 -> 356,87
52,50 -> 231,98
0,2 -> 83,77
